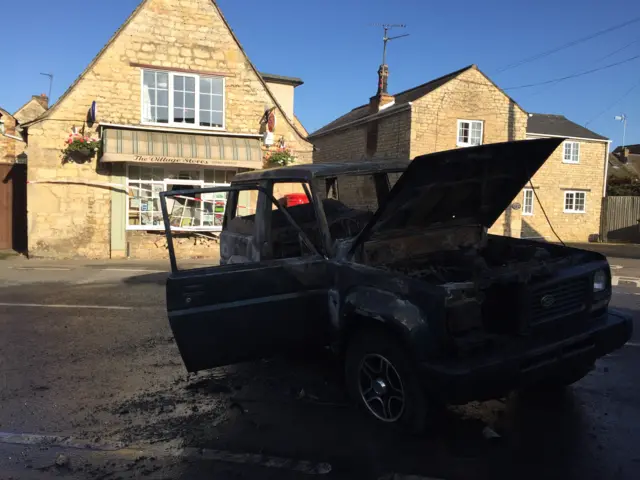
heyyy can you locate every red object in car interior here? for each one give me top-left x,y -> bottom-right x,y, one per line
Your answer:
282,193 -> 309,207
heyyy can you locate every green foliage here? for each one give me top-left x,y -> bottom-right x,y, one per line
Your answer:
607,178 -> 640,196
265,147 -> 296,167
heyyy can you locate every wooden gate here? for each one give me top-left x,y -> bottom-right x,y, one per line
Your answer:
601,196 -> 640,243
0,163 -> 27,251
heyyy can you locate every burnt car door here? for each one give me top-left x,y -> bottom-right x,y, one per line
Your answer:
160,185 -> 332,373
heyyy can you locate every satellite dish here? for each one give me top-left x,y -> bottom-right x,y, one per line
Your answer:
88,101 -> 98,123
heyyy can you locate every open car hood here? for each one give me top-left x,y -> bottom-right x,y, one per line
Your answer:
351,137 -> 564,250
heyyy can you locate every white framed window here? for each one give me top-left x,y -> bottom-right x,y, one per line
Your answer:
457,120 -> 483,147
141,69 -> 225,130
523,188 -> 534,215
563,141 -> 580,163
563,190 -> 586,213
126,165 -> 238,231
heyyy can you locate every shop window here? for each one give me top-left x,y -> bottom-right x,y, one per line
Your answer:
126,165 -> 239,231
142,69 -> 225,129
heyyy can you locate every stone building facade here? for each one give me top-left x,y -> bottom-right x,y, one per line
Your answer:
0,108 -> 23,164
310,65 -> 529,238
13,95 -> 48,126
520,114 -> 609,242
22,0 -> 312,259
309,65 -> 608,242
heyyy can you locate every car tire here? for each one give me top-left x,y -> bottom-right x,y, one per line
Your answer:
344,327 -> 428,434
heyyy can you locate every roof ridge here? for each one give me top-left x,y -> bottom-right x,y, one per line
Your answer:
22,0 -> 151,127
22,0 -> 311,146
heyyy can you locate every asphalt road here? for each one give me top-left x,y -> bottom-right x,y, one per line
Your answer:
0,256 -> 639,479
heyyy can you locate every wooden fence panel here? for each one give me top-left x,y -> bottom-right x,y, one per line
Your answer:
601,196 -> 640,243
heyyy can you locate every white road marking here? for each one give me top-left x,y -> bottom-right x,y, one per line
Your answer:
626,342 -> 640,348
0,431 -> 332,475
612,276 -> 640,287
0,302 -> 133,310
103,268 -> 165,273
610,265 -> 623,270
11,267 -> 71,271
613,291 -> 640,296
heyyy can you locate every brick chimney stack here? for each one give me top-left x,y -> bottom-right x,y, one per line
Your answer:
34,93 -> 49,109
369,64 -> 395,113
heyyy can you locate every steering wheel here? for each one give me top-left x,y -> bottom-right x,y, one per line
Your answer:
329,217 -> 361,240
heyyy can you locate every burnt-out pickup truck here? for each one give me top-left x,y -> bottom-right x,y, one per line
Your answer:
160,138 -> 632,431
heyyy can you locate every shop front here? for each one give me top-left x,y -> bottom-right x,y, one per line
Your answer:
101,126 -> 263,259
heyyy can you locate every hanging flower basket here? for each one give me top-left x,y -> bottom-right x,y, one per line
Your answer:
63,134 -> 101,164
264,147 -> 296,167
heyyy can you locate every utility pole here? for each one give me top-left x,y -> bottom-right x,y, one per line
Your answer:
40,72 -> 53,100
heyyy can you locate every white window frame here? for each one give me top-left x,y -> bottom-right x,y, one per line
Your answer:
563,141 -> 580,164
456,119 -> 484,147
522,188 -> 534,216
563,190 -> 586,214
125,165 -> 237,232
140,69 -> 226,131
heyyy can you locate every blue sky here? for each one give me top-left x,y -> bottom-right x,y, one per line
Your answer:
1,0 -> 638,148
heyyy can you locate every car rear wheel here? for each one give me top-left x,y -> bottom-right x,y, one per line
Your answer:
345,328 -> 428,433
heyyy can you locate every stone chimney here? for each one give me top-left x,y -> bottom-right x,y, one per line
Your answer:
33,94 -> 49,109
369,64 -> 395,113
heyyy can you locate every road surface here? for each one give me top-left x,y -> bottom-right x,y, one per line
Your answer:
0,256 -> 639,479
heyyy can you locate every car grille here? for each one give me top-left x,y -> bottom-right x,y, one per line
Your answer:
529,277 -> 590,325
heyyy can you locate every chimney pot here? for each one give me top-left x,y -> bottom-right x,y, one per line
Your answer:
33,94 -> 49,109
369,64 -> 395,113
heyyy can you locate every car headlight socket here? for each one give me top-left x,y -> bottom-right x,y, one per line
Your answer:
593,269 -> 607,292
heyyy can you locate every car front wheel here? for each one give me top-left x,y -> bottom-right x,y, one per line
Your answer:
345,328 -> 428,433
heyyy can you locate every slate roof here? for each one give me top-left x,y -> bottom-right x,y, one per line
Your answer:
260,72 -> 303,87
527,113 -> 608,141
608,152 -> 640,181
309,65 -> 476,138
612,144 -> 640,155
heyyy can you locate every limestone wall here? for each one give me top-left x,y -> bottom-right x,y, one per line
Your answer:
26,0 -> 311,258
520,137 -> 608,242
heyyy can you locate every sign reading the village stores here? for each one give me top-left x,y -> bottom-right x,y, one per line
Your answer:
100,128 -> 263,168
133,155 -> 208,165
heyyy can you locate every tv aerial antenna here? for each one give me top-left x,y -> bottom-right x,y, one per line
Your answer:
371,24 -> 410,65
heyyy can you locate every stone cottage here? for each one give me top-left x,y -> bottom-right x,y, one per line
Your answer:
522,114 -> 609,242
309,64 -> 609,242
21,0 -> 312,259
0,107 -> 28,251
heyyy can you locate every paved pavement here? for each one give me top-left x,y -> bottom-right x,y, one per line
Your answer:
0,254 -> 639,479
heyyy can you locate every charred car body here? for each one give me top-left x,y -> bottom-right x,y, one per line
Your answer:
160,138 -> 632,430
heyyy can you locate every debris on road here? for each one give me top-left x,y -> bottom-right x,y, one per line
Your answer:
54,453 -> 69,467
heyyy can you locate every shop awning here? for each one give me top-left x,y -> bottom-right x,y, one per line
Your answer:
100,127 -> 263,168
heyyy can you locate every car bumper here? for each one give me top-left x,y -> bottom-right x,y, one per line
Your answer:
420,308 -> 633,404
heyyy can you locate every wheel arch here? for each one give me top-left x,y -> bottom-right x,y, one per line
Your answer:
337,286 -> 426,359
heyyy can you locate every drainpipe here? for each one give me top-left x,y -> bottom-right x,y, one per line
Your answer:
603,140 -> 611,197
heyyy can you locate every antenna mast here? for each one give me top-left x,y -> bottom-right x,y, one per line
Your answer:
40,72 -> 54,100
371,24 -> 409,95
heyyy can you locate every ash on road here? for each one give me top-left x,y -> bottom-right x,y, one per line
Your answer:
0,260 -> 639,479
